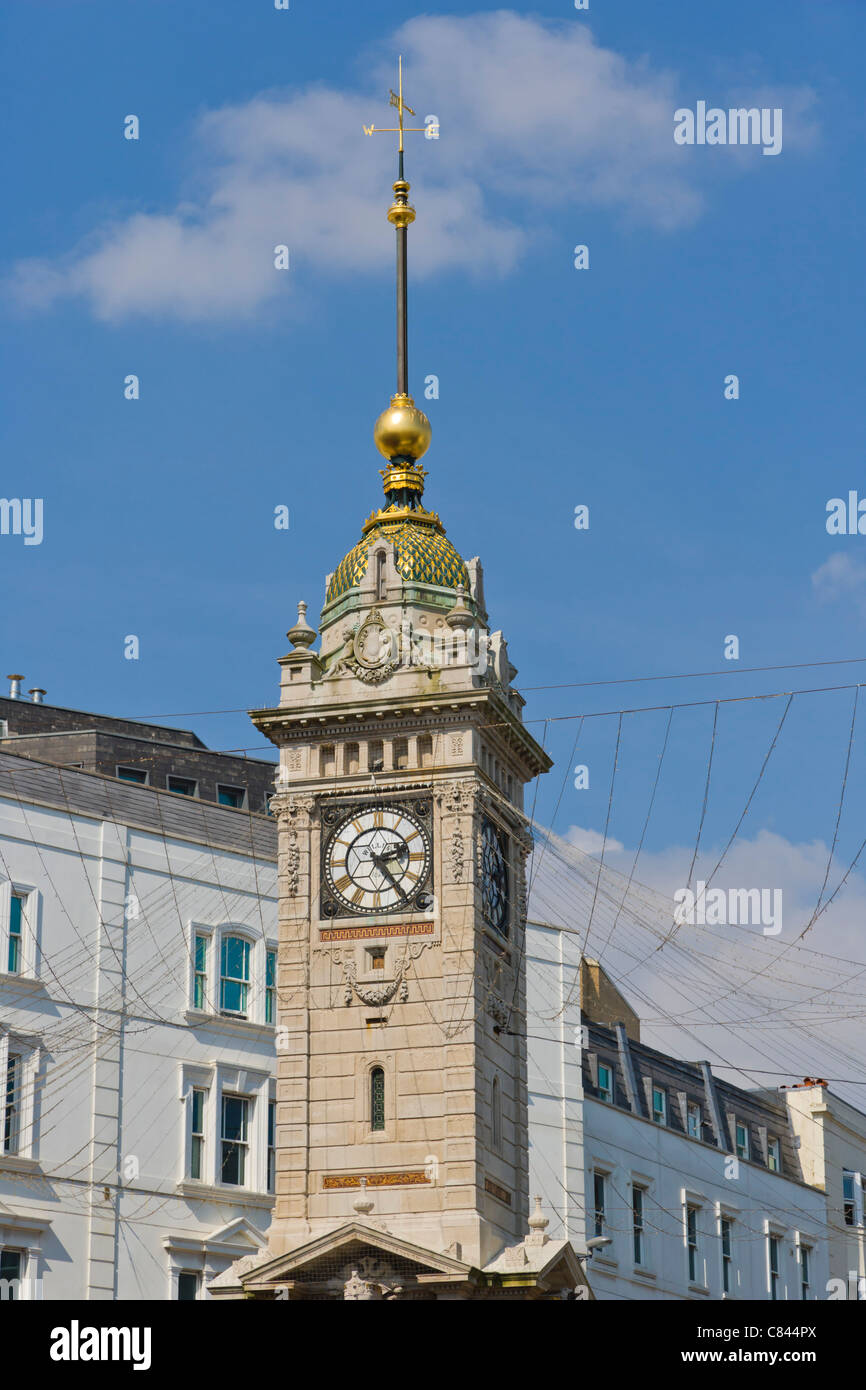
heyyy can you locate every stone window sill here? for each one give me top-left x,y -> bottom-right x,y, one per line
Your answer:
0,972 -> 44,994
0,1154 -> 42,1175
183,1009 -> 274,1041
176,1180 -> 275,1210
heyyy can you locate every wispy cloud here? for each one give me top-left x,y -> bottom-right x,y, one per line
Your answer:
812,553 -> 866,616
7,11 -> 818,323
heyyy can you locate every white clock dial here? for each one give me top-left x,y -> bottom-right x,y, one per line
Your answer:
324,805 -> 432,915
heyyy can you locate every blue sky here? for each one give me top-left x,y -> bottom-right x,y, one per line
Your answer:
3,0 -> 866,947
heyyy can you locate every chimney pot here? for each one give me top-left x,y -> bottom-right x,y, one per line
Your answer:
6,674 -> 24,700
28,688 -> 46,704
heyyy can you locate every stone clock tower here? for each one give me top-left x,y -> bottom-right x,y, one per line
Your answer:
211,62 -> 585,1301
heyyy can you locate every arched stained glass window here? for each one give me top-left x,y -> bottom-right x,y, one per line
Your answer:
492,1076 -> 502,1152
370,1067 -> 385,1132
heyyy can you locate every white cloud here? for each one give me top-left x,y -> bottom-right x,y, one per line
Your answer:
563,825 -> 625,857
812,553 -> 866,615
7,12 -> 817,323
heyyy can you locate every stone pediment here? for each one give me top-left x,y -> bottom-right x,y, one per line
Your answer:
212,1222 -> 478,1301
209,1219 -> 591,1301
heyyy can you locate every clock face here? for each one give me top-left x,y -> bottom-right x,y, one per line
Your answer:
323,804 -> 432,916
480,818 -> 509,935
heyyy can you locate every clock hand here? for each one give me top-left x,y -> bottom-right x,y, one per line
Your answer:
370,852 -> 408,900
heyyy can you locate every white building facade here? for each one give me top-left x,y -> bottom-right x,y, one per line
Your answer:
0,751 -> 278,1300
527,919 -> 835,1301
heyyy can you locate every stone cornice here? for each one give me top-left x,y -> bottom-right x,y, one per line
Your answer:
250,688 -> 550,779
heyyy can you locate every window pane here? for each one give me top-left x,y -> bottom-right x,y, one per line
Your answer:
593,1172 -> 605,1238
267,1099 -> 276,1194
218,786 -> 244,808
117,767 -> 147,784
222,1095 -> 248,1142
220,936 -> 250,1013
8,895 -> 23,974
168,777 -> 196,796
0,1249 -> 22,1299
4,1056 -> 20,1154
265,949 -> 276,1025
220,1095 -> 249,1187
177,1271 -> 199,1301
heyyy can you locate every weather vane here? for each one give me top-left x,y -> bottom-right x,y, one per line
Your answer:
364,56 -> 437,405
363,56 -> 431,166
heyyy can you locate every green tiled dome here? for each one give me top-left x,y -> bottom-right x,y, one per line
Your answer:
327,516 -> 469,604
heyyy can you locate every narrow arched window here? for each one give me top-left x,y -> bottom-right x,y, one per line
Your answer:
491,1077 -> 502,1152
370,1067 -> 385,1132
376,551 -> 387,600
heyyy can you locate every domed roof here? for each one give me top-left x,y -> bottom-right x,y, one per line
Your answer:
326,513 -> 470,604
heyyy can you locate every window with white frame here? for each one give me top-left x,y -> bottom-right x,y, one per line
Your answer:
3,1052 -> 20,1155
189,1088 -> 206,1181
593,1171 -> 606,1240
265,948 -> 276,1025
181,1064 -> 272,1194
220,937 -> 250,1016
597,1061 -> 613,1103
267,1098 -> 276,1194
843,1169 -> 865,1227
188,927 -> 276,1026
220,1094 -> 250,1186
735,1121 -> 750,1160
632,1185 -> 646,1266
767,1136 -> 781,1173
2,885 -> 37,979
721,1216 -> 734,1294
768,1233 -> 781,1300
193,935 -> 209,1011
7,895 -> 24,975
686,1204 -> 700,1284
0,1248 -> 23,1300
177,1270 -> 200,1301
0,1034 -> 38,1161
652,1086 -> 667,1125
687,1103 -> 701,1139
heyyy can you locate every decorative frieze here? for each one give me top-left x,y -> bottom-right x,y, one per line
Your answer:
323,1171 -> 430,1190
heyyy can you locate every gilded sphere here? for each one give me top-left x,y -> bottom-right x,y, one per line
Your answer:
373,394 -> 432,462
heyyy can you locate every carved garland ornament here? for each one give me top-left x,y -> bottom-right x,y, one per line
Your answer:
437,779 -> 476,885
271,793 -> 315,898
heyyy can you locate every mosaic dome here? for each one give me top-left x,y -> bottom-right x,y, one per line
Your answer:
326,514 -> 470,604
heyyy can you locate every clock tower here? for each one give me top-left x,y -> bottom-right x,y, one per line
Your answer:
212,62 -> 585,1300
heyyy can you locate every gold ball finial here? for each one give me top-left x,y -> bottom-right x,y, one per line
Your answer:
373,393 -> 432,462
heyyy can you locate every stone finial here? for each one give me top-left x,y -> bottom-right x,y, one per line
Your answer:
526,1195 -> 550,1246
353,1177 -> 375,1217
287,600 -> 317,650
445,583 -> 474,632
